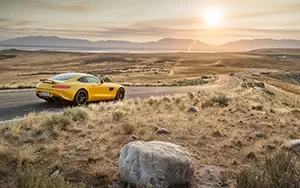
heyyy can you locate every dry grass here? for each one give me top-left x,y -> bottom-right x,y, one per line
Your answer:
237,151 -> 300,188
0,83 -> 300,187
15,168 -> 85,188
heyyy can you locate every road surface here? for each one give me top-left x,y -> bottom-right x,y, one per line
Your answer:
0,75 -> 241,121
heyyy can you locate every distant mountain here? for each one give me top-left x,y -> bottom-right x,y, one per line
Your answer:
1,36 -> 300,51
0,36 -> 92,47
219,39 -> 300,51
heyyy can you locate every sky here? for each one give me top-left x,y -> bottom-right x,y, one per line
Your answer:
0,0 -> 300,45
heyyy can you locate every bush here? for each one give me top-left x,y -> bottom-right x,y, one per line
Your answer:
15,168 -> 84,188
63,107 -> 88,122
103,77 -> 112,82
173,78 -> 208,86
112,111 -> 124,121
202,94 -> 230,108
242,81 -> 265,88
211,94 -> 230,107
121,123 -> 135,134
237,152 -> 300,188
41,114 -> 71,131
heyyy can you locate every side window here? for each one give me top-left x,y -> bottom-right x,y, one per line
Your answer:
77,77 -> 88,83
86,76 -> 100,83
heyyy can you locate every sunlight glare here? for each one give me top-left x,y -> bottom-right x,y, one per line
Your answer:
203,7 -> 223,27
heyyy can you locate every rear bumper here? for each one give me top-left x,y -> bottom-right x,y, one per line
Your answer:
36,93 -> 69,102
36,88 -> 74,102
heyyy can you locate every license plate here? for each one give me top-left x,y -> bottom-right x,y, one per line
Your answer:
40,92 -> 51,97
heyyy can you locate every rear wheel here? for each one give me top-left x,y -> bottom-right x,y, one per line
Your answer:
115,88 -> 125,101
74,90 -> 88,106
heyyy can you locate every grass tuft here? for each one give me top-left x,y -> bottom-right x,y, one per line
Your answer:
63,107 -> 88,122
15,168 -> 84,188
121,123 -> 136,134
202,94 -> 230,108
112,110 -> 124,121
40,114 -> 71,131
237,151 -> 300,188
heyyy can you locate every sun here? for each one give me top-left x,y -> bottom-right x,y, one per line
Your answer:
203,7 -> 223,26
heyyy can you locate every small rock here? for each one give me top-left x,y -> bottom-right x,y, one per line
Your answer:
188,106 -> 199,113
283,139 -> 300,150
212,130 -> 222,137
235,107 -> 247,113
131,135 -> 139,140
249,131 -> 265,139
258,122 -> 273,128
231,160 -> 238,165
50,170 -> 60,178
265,144 -> 275,150
156,128 -> 171,135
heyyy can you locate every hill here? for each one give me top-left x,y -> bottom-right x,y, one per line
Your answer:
1,36 -> 300,51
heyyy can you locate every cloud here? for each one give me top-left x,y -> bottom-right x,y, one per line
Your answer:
227,3 -> 300,20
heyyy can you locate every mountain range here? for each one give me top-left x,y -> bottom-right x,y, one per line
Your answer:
1,36 -> 300,52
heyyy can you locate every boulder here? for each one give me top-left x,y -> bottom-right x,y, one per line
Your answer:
119,141 -> 195,188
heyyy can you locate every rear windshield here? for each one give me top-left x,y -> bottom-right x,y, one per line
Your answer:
50,73 -> 79,81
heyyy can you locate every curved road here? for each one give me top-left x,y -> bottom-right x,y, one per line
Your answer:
0,75 -> 241,121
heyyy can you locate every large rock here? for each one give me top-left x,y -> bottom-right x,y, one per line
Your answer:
119,141 -> 195,188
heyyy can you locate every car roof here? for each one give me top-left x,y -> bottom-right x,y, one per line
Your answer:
49,73 -> 96,82
62,73 -> 91,77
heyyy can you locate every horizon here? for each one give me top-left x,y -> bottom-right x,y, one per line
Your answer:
1,0 -> 300,45
2,35 -> 300,46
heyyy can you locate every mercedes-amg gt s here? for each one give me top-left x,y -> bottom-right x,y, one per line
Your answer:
36,73 -> 125,105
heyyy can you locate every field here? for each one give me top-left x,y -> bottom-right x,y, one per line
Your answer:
1,49 -> 300,89
1,49 -> 300,187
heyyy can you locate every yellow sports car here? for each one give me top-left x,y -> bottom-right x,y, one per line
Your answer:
36,73 -> 125,105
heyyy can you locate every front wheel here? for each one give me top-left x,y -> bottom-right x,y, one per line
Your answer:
115,88 -> 125,101
74,90 -> 88,106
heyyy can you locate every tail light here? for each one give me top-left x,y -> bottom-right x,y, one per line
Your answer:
52,85 -> 71,89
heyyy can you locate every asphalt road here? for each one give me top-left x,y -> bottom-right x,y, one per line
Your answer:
0,75 -> 241,121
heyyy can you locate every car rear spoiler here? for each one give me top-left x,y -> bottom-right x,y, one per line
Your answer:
40,79 -> 57,84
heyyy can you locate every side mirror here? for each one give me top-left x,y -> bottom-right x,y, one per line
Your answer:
100,79 -> 104,84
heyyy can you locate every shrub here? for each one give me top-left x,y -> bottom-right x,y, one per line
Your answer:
252,105 -> 263,111
263,89 -> 275,96
112,111 -> 124,121
15,168 -> 84,188
237,152 -> 300,188
147,98 -> 156,106
173,78 -> 208,86
242,81 -> 265,88
202,94 -> 230,108
63,107 -> 88,122
103,77 -> 112,82
121,123 -> 135,134
10,122 -> 22,138
211,94 -> 230,107
40,114 -> 71,131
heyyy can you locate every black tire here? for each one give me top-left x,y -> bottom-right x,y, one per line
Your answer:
115,88 -> 125,101
74,89 -> 88,106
